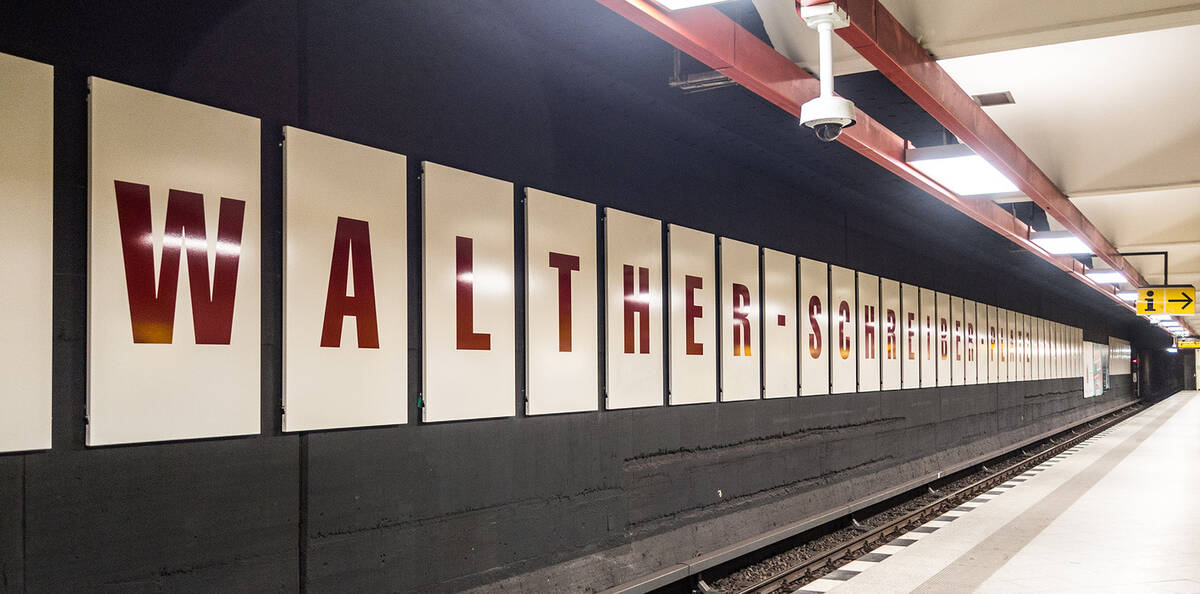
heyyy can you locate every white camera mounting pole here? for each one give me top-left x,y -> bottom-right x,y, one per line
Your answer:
801,3 -> 849,97
798,2 -> 857,141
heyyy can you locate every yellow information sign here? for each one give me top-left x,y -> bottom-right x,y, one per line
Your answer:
1138,286 -> 1195,315
1178,338 -> 1200,349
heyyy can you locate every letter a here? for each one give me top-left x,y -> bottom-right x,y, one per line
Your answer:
320,217 -> 380,348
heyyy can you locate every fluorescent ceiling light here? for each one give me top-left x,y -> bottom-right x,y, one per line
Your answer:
650,0 -> 730,9
1167,347 -> 1179,353
1148,314 -> 1172,322
1117,291 -> 1138,302
1085,270 -> 1127,284
906,143 -> 1019,196
1030,231 -> 1092,255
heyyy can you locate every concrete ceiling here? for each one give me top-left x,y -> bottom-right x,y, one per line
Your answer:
755,0 -> 1200,337
755,0 -> 1200,75
939,24 -> 1200,337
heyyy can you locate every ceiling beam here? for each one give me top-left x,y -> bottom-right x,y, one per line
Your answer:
797,0 -> 1150,292
593,0 -> 1133,310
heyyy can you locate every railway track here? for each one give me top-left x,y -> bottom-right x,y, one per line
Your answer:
711,402 -> 1144,594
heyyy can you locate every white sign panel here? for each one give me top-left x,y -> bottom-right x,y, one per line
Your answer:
1051,324 -> 1060,379
1083,341 -> 1095,396
283,127 -> 407,431
1031,316 -> 1041,381
668,224 -> 716,405
935,292 -> 951,386
88,78 -> 261,446
763,249 -> 798,398
1057,323 -> 1064,379
963,300 -> 978,385
976,303 -> 988,384
422,162 -> 515,422
880,279 -> 901,391
901,283 -> 920,389
1068,327 -> 1074,378
525,188 -> 599,415
1012,312 -> 1022,381
919,288 -> 937,388
951,296 -> 966,386
0,53 -> 52,452
1082,329 -> 1087,378
997,308 -> 1010,382
605,208 -> 663,409
857,273 -> 880,393
1028,316 -> 1037,381
1007,310 -> 1018,382
1067,326 -> 1073,378
1109,336 -> 1131,376
986,306 -> 999,383
1000,309 -> 1010,382
720,238 -> 761,401
1039,318 -> 1048,380
1031,317 -> 1039,380
1023,314 -> 1033,380
830,265 -> 856,394
1051,322 -> 1060,378
1067,325 -> 1074,378
1026,315 -> 1034,379
800,258 -> 829,396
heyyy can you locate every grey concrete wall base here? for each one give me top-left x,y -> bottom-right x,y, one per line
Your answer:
472,386 -> 1135,594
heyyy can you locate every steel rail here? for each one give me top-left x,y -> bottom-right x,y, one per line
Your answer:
733,402 -> 1143,594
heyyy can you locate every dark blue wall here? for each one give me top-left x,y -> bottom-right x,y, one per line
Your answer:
0,1 -> 1156,591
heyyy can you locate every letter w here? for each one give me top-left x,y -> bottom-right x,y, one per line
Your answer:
114,181 -> 245,344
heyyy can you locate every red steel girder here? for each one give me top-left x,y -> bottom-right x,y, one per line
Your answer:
799,0 -> 1148,291
593,0 -> 1130,307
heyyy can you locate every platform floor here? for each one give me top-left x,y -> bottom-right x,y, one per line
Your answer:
800,391 -> 1200,594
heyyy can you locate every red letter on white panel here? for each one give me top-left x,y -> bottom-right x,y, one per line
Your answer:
809,296 -> 824,359
320,217 -> 380,349
547,252 -> 580,353
880,278 -> 901,391
606,208 -> 663,409
623,265 -> 651,354
456,236 -> 491,351
830,265 -> 856,394
685,275 -> 705,355
525,188 -> 597,415
857,273 -> 880,392
720,238 -> 760,401
115,181 -> 245,345
283,126 -> 407,432
422,162 -> 514,422
668,224 -> 715,405
89,77 -> 260,445
800,258 -> 829,395
732,283 -> 753,357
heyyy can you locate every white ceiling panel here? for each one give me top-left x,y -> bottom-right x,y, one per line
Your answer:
754,0 -> 1200,76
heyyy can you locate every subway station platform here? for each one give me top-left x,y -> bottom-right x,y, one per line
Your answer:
803,391 -> 1200,594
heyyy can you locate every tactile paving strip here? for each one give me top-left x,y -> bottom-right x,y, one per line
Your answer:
792,438 -> 1097,593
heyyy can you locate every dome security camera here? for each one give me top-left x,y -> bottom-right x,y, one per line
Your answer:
798,2 -> 856,142
800,95 -> 856,142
